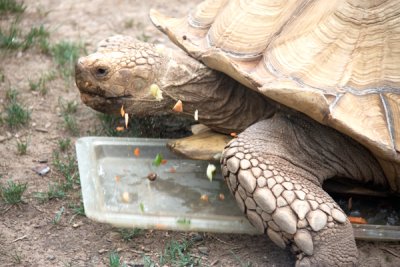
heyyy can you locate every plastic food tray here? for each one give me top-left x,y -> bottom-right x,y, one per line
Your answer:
76,137 -> 400,241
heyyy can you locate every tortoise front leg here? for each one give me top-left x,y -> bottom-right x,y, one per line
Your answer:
221,112 -> 385,266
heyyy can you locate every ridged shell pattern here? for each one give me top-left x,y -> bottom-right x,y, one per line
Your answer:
150,0 -> 400,169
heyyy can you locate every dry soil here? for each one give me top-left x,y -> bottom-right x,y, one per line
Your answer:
0,1 -> 399,266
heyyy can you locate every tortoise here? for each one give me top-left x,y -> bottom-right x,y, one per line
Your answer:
75,0 -> 400,266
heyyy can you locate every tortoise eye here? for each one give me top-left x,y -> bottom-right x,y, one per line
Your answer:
94,67 -> 108,78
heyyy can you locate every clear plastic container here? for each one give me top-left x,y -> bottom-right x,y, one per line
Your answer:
76,137 -> 400,240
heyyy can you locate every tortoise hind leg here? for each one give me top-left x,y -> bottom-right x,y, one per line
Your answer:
221,112 -> 384,266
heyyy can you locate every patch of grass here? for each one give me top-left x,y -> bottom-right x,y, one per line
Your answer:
0,179 -> 27,204
0,0 -> 25,14
34,148 -> 79,203
0,21 -> 21,49
51,206 -> 64,224
0,22 -> 50,51
29,70 -> 56,95
118,228 -> 142,242
10,250 -> 23,264
51,41 -> 85,78
16,139 -> 28,155
159,239 -> 200,267
69,202 -> 85,216
96,113 -> 124,137
62,114 -> 79,136
58,138 -> 71,152
5,98 -> 31,128
34,182 -> 66,203
24,25 -> 50,52
59,99 -> 79,135
46,183 -> 66,199
4,89 -> 30,129
137,32 -> 150,43
6,87 -> 18,101
52,151 -> 79,190
109,251 -> 126,267
60,99 -> 78,115
143,255 -> 156,267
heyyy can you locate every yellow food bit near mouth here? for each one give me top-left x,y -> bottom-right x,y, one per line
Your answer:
150,84 -> 163,101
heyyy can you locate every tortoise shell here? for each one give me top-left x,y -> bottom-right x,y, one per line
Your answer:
150,0 -> 400,179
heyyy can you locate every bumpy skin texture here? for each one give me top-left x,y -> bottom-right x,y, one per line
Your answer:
75,36 -> 275,134
221,112 -> 385,266
76,36 -> 389,266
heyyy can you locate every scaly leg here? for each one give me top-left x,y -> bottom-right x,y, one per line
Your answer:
221,112 -> 385,266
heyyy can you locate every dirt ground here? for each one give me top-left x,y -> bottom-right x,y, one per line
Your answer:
1,0 -> 400,266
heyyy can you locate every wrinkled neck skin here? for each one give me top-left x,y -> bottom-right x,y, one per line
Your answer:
155,48 -> 276,134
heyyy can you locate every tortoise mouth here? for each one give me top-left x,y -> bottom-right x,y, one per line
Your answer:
79,92 -> 127,114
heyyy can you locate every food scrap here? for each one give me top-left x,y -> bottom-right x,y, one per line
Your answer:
194,109 -> 199,121
177,218 -> 191,226
161,159 -> 168,165
120,105 -> 125,117
32,165 -> 50,176
122,192 -> 130,203
230,132 -> 237,138
172,100 -> 183,112
200,194 -> 209,202
218,193 -> 225,201
169,167 -> 176,173
124,113 -> 129,128
153,153 -> 164,166
115,175 -> 121,182
139,202 -> 145,213
147,172 -> 157,181
150,84 -> 163,101
348,216 -> 367,224
206,163 -> 216,181
116,126 -> 125,132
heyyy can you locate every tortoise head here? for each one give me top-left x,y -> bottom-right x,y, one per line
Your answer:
75,35 -> 169,116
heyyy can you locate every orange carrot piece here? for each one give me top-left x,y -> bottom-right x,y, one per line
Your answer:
120,105 -> 125,117
348,216 -> 367,224
172,100 -> 183,112
116,126 -> 124,132
134,147 -> 140,157
200,194 -> 209,202
161,159 -> 167,165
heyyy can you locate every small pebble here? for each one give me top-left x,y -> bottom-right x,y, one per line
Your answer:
47,255 -> 55,261
198,246 -> 209,255
98,249 -> 107,254
147,172 -> 157,181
